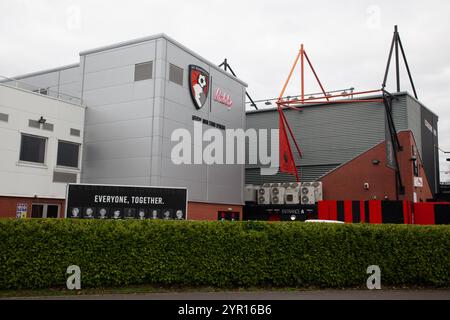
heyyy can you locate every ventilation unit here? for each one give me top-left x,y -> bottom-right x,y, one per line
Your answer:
285,182 -> 300,204
312,181 -> 323,202
300,185 -> 315,205
257,184 -> 271,205
271,183 -> 285,205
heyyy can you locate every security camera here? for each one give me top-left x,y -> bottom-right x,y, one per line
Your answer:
363,183 -> 369,190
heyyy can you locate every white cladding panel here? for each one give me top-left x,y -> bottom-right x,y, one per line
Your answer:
0,85 -> 85,198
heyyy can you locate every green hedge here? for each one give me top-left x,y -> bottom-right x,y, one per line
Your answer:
0,219 -> 449,289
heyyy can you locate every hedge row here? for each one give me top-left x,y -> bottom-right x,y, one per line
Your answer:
0,219 -> 450,289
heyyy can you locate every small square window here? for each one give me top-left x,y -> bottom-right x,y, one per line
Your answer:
134,61 -> 153,81
169,63 -> 183,86
20,134 -> 46,164
57,141 -> 80,168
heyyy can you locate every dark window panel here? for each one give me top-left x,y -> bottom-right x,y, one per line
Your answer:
134,61 -> 153,81
57,141 -> 80,168
20,134 -> 46,163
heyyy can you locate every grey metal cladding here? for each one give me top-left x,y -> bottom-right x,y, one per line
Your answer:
245,95 -> 412,182
53,171 -> 78,183
245,164 -> 339,185
0,112 -> 8,122
134,61 -> 153,81
28,119 -> 40,128
169,63 -> 183,85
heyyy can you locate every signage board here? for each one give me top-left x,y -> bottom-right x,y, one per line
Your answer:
16,203 -> 28,219
65,184 -> 188,220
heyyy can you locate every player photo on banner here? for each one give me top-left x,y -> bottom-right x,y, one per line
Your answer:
97,207 -> 110,219
69,207 -> 81,218
111,208 -> 123,220
137,208 -> 148,220
83,207 -> 96,219
124,208 -> 136,219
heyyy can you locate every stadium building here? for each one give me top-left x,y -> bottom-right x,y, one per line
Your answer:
0,34 -> 247,219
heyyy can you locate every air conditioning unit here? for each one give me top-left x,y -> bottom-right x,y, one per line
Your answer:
271,183 -> 285,205
257,185 -> 271,205
244,184 -> 257,203
311,181 -> 323,202
300,186 -> 315,204
285,182 -> 300,204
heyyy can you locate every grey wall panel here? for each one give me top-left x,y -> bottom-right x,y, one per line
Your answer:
83,41 -> 156,73
82,158 -> 151,180
83,137 -> 151,161
207,183 -> 243,204
83,65 -> 135,90
84,118 -> 153,143
160,176 -> 207,202
82,82 -> 154,107
160,157 -> 207,182
406,96 -> 423,156
85,99 -> 154,126
82,176 -> 151,186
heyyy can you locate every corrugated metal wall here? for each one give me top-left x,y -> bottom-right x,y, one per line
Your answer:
245,94 -> 411,184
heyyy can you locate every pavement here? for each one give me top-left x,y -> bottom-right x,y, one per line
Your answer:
4,289 -> 450,300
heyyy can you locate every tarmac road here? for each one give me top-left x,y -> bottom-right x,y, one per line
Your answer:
5,289 -> 450,300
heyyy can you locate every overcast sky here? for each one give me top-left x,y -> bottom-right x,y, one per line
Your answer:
1,0 -> 449,180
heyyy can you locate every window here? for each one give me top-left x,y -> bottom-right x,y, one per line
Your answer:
169,63 -> 183,86
31,204 -> 59,218
0,112 -> 8,122
57,141 -> 80,168
19,134 -> 46,164
134,61 -> 153,81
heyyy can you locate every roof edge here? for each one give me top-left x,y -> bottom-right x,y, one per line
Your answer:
10,63 -> 80,80
79,33 -> 248,87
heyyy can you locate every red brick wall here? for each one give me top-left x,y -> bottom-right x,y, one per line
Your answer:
1,197 -> 242,221
0,196 -> 66,218
320,131 -> 433,202
188,202 -> 243,221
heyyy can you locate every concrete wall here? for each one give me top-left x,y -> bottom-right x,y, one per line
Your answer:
0,85 -> 85,199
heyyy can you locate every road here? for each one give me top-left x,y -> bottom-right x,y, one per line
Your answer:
5,289 -> 450,300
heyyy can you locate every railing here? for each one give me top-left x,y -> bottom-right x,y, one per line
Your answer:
0,75 -> 82,105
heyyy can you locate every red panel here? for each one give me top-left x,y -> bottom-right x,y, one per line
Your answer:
318,201 -> 329,220
328,200 -> 338,221
402,201 -> 412,224
369,200 -> 382,224
344,200 -> 353,223
360,201 -> 366,223
413,203 -> 435,225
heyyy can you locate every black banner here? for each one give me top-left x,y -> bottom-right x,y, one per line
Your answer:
65,184 -> 187,220
243,204 -> 318,221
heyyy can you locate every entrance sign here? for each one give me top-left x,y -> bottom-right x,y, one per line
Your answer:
65,184 -> 187,220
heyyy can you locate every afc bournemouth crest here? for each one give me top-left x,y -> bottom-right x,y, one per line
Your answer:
189,65 -> 209,110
